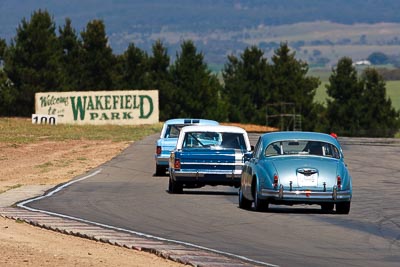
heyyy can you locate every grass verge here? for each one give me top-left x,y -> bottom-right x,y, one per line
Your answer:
0,117 -> 163,144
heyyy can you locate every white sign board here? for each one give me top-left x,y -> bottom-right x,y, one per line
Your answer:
32,114 -> 57,125
35,90 -> 159,125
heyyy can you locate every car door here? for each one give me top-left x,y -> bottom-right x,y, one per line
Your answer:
243,137 -> 263,198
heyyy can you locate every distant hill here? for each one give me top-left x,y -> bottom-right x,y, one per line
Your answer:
2,0 -> 400,67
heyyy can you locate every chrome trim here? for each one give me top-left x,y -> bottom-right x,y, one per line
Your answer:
333,186 -> 337,200
155,156 -> 169,163
261,188 -> 351,200
297,168 -> 318,176
180,162 -> 244,166
278,185 -> 284,199
172,169 -> 242,178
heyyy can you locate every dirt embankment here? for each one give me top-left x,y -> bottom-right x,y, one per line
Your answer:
0,140 -> 184,267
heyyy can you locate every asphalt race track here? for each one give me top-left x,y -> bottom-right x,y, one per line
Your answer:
27,133 -> 400,266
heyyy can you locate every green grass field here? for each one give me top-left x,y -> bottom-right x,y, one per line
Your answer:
386,81 -> 400,111
312,70 -> 400,111
0,118 -> 163,144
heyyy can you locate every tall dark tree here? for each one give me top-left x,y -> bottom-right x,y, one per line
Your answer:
360,68 -> 399,137
270,43 -> 320,131
80,20 -> 114,90
326,57 -> 364,136
169,40 -> 226,120
0,69 -> 17,116
58,18 -> 82,91
148,40 -> 174,120
4,9 -> 61,116
0,38 -> 6,63
223,46 -> 270,123
114,43 -> 149,90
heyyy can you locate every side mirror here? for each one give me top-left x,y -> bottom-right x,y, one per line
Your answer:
243,151 -> 253,162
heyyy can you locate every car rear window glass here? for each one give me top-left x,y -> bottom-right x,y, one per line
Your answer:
182,132 -> 247,150
265,140 -> 340,159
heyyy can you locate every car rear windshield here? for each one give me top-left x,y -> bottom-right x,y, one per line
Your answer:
265,140 -> 340,159
182,132 -> 247,150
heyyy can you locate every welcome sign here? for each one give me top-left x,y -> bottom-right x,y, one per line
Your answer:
35,90 -> 159,125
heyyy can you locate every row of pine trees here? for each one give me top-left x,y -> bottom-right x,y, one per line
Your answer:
0,10 -> 399,136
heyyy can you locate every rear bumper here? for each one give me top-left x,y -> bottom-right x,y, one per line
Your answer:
155,155 -> 169,166
171,169 -> 241,185
261,187 -> 352,202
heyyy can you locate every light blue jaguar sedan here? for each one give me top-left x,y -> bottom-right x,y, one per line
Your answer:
155,118 -> 218,176
239,131 -> 352,214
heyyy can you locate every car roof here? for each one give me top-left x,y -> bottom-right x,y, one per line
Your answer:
176,125 -> 251,150
180,125 -> 247,134
164,118 -> 219,125
159,119 -> 219,139
260,131 -> 340,147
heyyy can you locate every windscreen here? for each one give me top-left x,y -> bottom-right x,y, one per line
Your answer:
265,140 -> 340,159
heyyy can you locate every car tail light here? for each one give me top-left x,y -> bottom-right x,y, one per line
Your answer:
273,174 -> 279,188
156,146 -> 162,155
337,175 -> 342,189
174,159 -> 181,170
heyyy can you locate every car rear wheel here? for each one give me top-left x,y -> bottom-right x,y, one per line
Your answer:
253,180 -> 268,212
238,188 -> 252,210
321,203 -> 334,212
155,164 -> 165,176
336,201 -> 351,214
168,176 -> 183,194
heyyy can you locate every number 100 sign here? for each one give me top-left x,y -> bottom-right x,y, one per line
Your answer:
32,114 -> 57,125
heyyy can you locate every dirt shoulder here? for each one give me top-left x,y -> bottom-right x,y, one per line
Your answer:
0,140 -> 185,267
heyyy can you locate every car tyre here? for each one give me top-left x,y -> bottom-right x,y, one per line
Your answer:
168,176 -> 183,194
238,188 -> 252,210
155,164 -> 165,176
254,189 -> 269,211
321,203 -> 334,212
336,201 -> 351,214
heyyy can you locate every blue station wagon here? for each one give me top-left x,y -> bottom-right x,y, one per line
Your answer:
239,131 -> 352,214
155,118 -> 218,175
168,125 -> 252,193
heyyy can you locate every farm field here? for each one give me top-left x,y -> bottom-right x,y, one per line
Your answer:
243,22 -> 400,67
312,70 -> 400,111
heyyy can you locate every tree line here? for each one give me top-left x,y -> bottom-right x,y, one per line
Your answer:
0,10 -> 399,137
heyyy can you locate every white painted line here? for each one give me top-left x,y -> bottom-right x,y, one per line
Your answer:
17,168 -> 279,267
17,169 -> 102,207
